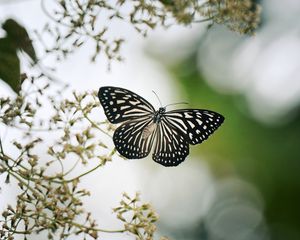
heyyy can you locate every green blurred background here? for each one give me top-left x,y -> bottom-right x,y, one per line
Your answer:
159,53 -> 300,240
148,3 -> 300,238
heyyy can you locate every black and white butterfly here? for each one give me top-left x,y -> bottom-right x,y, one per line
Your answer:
98,86 -> 224,167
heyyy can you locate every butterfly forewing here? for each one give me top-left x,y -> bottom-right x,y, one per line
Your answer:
164,109 -> 224,145
98,86 -> 155,124
153,118 -> 189,167
113,117 -> 156,159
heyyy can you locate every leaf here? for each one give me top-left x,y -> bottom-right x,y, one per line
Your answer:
0,38 -> 20,93
0,18 -> 37,93
159,0 -> 174,6
2,18 -> 37,63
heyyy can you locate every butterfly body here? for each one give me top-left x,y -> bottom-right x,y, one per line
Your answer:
153,107 -> 166,123
98,86 -> 224,167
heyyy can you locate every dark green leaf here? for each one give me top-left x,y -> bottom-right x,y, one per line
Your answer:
159,0 -> 174,6
0,38 -> 20,93
2,18 -> 37,62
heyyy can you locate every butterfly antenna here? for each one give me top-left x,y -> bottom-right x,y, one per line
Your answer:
152,90 -> 163,107
164,102 -> 189,108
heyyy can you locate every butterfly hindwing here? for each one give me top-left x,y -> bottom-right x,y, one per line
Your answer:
152,118 -> 189,167
164,109 -> 224,145
113,117 -> 156,159
98,86 -> 155,124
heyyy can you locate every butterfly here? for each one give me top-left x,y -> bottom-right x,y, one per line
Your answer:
98,86 -> 224,167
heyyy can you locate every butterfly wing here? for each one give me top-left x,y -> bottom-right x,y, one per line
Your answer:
163,109 -> 224,145
98,86 -> 155,124
152,118 -> 189,167
113,117 -> 157,159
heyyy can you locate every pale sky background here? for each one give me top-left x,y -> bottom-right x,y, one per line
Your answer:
1,0 -> 300,239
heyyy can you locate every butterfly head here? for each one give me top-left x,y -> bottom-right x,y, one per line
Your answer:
153,107 -> 166,123
158,107 -> 166,114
